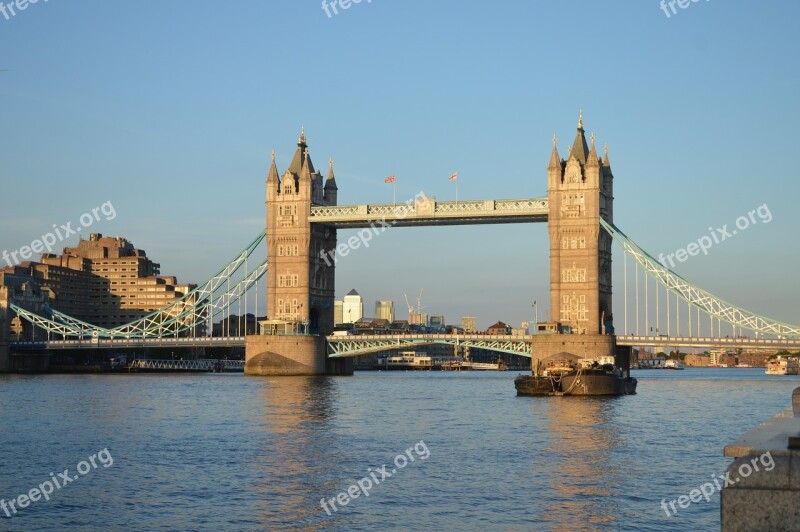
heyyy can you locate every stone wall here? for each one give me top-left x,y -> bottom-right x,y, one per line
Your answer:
245,335 -> 352,376
531,333 -> 617,363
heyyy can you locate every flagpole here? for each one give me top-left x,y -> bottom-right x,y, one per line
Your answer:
393,180 -> 396,206
456,178 -> 458,204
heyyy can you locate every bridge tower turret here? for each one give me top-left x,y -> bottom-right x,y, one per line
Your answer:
547,112 -> 614,335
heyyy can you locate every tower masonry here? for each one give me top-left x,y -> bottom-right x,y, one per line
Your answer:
547,113 -> 614,336
265,128 -> 338,335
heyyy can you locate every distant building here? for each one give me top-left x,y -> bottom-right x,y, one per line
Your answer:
343,289 -> 363,323
461,316 -> 477,333
521,321 -> 530,334
374,300 -> 394,322
736,352 -> 770,367
684,353 -> 711,367
428,314 -> 445,331
2,233 -> 196,329
334,300 -> 344,325
409,312 -> 428,326
487,321 -> 512,335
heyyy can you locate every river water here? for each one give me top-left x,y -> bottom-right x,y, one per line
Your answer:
0,368 -> 797,531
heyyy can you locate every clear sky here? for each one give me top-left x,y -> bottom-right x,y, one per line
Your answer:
1,0 -> 799,331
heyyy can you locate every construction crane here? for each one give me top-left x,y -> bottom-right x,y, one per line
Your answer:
404,289 -> 426,324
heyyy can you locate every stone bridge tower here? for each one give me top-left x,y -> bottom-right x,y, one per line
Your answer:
246,129 -> 350,376
547,113 -> 614,336
264,129 -> 337,335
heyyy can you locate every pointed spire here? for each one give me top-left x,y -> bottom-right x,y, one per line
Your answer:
548,134 -> 560,169
288,128 -> 314,175
587,131 -> 599,167
300,147 -> 312,179
325,157 -> 338,190
569,110 -> 589,165
326,157 -> 335,179
603,143 -> 611,169
267,150 -> 280,183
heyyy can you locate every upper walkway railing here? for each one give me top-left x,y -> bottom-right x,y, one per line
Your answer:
309,198 -> 549,228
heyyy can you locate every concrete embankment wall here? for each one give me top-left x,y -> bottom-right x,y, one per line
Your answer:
721,387 -> 800,531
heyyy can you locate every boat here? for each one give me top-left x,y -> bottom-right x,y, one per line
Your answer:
734,364 -> 752,368
707,363 -> 728,368
765,357 -> 800,376
515,352 -> 637,396
664,359 -> 684,370
379,351 -> 434,370
461,360 -> 508,371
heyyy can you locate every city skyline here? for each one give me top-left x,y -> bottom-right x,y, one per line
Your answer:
2,2 -> 799,329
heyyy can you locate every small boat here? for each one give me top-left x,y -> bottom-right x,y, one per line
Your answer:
765,357 -> 800,376
664,359 -> 684,370
515,352 -> 637,396
381,352 -> 434,370
734,364 -> 752,368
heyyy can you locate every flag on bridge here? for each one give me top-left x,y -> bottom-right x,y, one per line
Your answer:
449,171 -> 458,181
385,175 -> 396,184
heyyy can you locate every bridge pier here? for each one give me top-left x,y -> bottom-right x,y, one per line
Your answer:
0,341 -> 7,373
531,334 -> 617,374
244,335 -> 352,376
0,286 -> 9,373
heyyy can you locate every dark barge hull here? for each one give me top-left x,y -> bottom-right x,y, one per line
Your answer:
515,371 -> 637,396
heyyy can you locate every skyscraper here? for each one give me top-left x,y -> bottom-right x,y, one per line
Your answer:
461,316 -> 477,333
343,289 -> 363,324
374,300 -> 394,322
429,314 -> 445,331
334,300 -> 344,325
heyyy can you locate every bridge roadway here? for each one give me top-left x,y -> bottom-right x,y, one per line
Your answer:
617,335 -> 800,350
11,333 -> 799,355
327,333 -> 533,357
10,336 -> 247,350
308,198 -> 548,228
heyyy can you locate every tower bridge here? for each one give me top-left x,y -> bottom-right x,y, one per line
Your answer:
3,115 -> 799,374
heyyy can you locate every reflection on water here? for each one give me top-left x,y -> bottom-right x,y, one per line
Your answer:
256,377 -> 337,529
539,397 -> 623,530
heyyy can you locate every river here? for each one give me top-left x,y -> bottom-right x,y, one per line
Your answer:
0,368 -> 797,531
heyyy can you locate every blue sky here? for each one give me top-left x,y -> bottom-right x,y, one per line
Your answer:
1,0 -> 798,331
